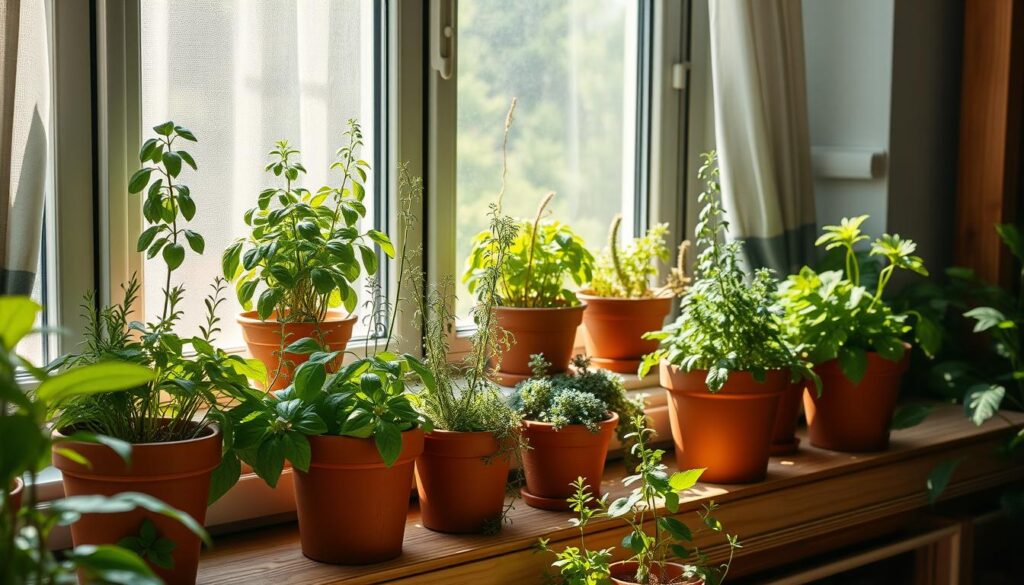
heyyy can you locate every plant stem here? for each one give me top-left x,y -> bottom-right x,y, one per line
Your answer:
523,192 -> 555,307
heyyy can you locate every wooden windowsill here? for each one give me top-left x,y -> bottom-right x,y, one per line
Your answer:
197,405 -> 1024,584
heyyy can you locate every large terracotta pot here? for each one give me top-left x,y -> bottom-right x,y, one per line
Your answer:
295,428 -> 424,564
491,304 -> 586,385
578,293 -> 673,374
7,477 -> 23,517
804,351 -> 909,452
520,413 -> 619,510
661,363 -> 786,483
53,422 -> 220,584
237,309 -> 357,390
414,430 -> 511,534
770,380 -> 805,455
609,560 -> 702,585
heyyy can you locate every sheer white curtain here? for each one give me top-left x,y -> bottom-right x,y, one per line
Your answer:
709,0 -> 816,275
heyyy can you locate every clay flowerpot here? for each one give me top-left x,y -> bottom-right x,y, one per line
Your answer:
295,428 -> 424,564
7,477 -> 23,517
609,560 -> 702,585
237,309 -> 357,390
53,422 -> 220,584
660,362 -> 787,483
520,412 -> 619,510
804,351 -> 909,452
770,380 -> 805,455
414,430 -> 511,534
578,293 -> 674,374
491,304 -> 586,385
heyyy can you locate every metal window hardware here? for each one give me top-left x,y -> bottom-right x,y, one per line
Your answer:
431,0 -> 456,80
672,62 -> 689,91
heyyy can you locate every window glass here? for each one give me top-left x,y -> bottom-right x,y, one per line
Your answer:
455,0 -> 641,317
139,0 -> 379,348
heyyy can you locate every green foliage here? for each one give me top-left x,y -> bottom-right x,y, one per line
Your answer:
778,215 -> 933,383
223,120 -> 394,323
638,152 -> 806,392
117,519 -> 177,570
537,478 -> 613,585
1,296 -> 206,584
589,216 -> 671,299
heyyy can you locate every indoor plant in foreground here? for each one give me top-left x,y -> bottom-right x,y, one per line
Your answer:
463,100 -> 594,385
639,152 -> 812,484
512,354 -> 641,510
580,215 -> 690,373
48,122 -> 265,583
224,120 -> 394,389
777,215 -> 931,452
231,169 -> 430,563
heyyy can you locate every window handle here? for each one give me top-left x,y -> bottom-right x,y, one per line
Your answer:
431,0 -> 455,80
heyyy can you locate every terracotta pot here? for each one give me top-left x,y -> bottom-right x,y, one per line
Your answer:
660,362 -> 786,483
804,351 -> 909,452
520,413 -> 619,510
490,304 -> 585,386
7,477 -> 23,517
295,428 -> 424,564
237,310 -> 357,390
578,293 -> 674,374
609,560 -> 702,585
414,430 -> 511,534
53,422 -> 220,584
770,380 -> 805,455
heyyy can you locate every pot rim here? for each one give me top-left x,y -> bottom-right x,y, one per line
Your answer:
577,290 -> 675,303
54,420 -> 220,447
236,309 -> 356,326
424,428 -> 504,439
660,362 -> 789,395
491,302 -> 587,313
522,411 -> 619,432
608,560 -> 701,585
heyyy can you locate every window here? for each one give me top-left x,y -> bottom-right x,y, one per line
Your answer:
454,0 -> 643,318
138,0 -> 383,348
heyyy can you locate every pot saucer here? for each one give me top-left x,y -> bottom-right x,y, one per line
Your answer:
770,436 -> 800,456
520,487 -> 573,511
588,356 -> 642,374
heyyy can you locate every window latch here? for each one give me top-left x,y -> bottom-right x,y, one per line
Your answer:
672,62 -> 689,91
431,0 -> 456,80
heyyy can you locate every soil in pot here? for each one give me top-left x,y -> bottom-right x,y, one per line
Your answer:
661,363 -> 786,483
491,304 -> 585,386
520,413 -> 619,510
609,560 -> 702,585
414,430 -> 511,534
578,293 -> 673,374
237,309 -> 357,390
804,351 -> 909,452
52,421 -> 220,584
295,428 -> 424,564
770,380 -> 805,455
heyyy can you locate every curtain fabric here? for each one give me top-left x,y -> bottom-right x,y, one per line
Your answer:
708,0 -> 816,276
0,0 -> 49,296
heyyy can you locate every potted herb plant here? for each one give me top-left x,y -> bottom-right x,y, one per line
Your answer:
777,215 -> 930,452
224,120 -> 394,389
1,296 -> 211,585
48,122 -> 265,583
579,215 -> 690,373
231,169 -> 430,563
638,153 -> 812,484
511,354 -> 642,510
408,200 -> 523,535
462,101 -> 594,385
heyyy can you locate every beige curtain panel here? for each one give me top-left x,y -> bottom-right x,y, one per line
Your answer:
709,0 -> 816,275
1,0 -> 49,296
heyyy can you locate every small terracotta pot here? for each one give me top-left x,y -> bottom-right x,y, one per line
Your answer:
7,477 -> 23,517
520,413 -> 619,510
295,428 -> 424,564
414,430 -> 511,534
53,422 -> 220,584
237,309 -> 357,390
578,293 -> 673,374
491,304 -> 586,385
805,351 -> 909,452
770,380 -> 805,455
609,560 -> 702,585
661,362 -> 786,483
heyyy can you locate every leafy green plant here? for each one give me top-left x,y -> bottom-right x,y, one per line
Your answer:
589,215 -> 681,299
223,120 -> 394,324
776,215 -> 934,383
1,296 -> 210,584
639,152 -> 809,392
537,477 -> 613,585
118,519 -> 176,570
229,169 -> 431,485
49,122 -> 267,503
